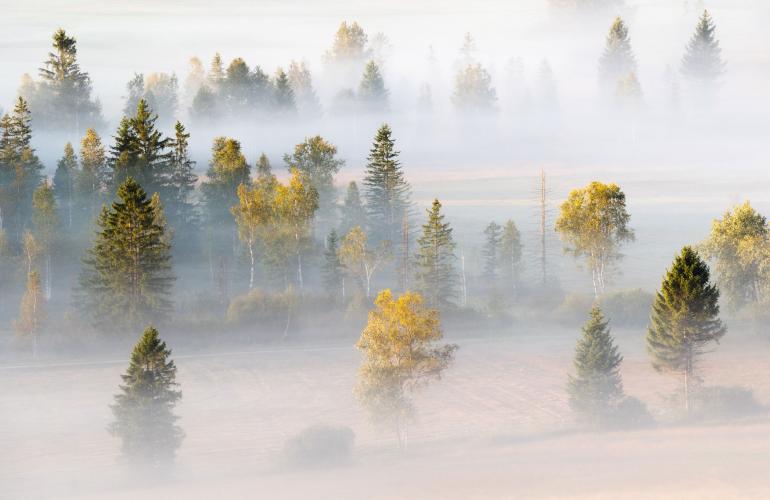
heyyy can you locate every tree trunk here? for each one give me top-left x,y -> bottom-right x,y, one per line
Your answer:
248,243 -> 255,290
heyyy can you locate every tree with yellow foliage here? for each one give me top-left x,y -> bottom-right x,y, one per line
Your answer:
355,289 -> 457,449
339,226 -> 391,299
555,181 -> 634,296
14,270 -> 45,357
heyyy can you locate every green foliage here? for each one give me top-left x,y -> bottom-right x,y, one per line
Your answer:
340,181 -> 367,235
109,326 -> 183,465
166,121 -> 198,245
362,124 -> 411,244
598,288 -> 654,327
358,60 -> 388,111
567,307 -> 624,425
414,199 -> 457,309
226,287 -> 297,327
273,68 -> 296,113
77,178 -> 175,333
322,230 -> 344,300
53,143 -> 77,229
500,220 -> 523,293
701,202 -> 769,311
646,246 -> 726,410
452,63 -> 497,112
482,221 -> 502,280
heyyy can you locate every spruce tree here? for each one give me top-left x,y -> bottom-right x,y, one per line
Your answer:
340,181 -> 367,235
53,143 -> 78,229
414,199 -> 457,309
599,17 -> 636,88
646,246 -> 726,412
482,221 -> 502,280
77,177 -> 174,334
323,229 -> 345,301
32,182 -> 57,299
77,127 -> 106,222
358,60 -> 388,111
681,10 -> 725,90
500,220 -> 523,293
109,326 -> 183,465
167,121 -> 198,246
273,68 -> 296,113
567,306 -> 624,426
362,124 -> 411,244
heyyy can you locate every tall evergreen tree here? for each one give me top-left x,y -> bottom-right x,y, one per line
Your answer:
681,10 -> 725,91
109,99 -> 171,198
599,17 -> 637,88
167,121 -> 198,244
567,306 -> 624,426
414,199 -> 457,309
77,178 -> 175,334
53,143 -> 78,229
500,220 -> 523,293
340,181 -> 367,235
323,229 -> 345,301
362,124 -> 411,244
646,246 -> 726,412
32,182 -> 57,299
287,60 -> 322,117
109,326 -> 183,465
358,60 -> 388,111
273,68 -> 296,114
77,127 -> 106,222
34,29 -> 102,132
482,221 -> 502,280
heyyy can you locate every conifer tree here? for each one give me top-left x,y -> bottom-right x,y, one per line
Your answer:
167,121 -> 198,243
500,220 -> 523,293
482,221 -> 502,280
109,326 -> 183,465
414,199 -> 457,309
53,143 -> 78,229
362,124 -> 411,244
208,53 -> 225,89
32,182 -> 57,299
646,246 -> 726,412
255,153 -> 277,188
322,229 -> 345,301
34,29 -> 102,132
14,270 -> 45,357
358,60 -> 388,111
340,181 -> 368,235
681,10 -> 725,91
599,17 -> 637,88
273,68 -> 296,114
77,178 -> 174,334
567,306 -> 624,426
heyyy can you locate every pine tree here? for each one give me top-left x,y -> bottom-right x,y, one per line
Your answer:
109,326 -> 183,465
681,10 -> 725,90
646,246 -> 726,412
14,270 -> 45,357
208,53 -> 225,89
255,153 -> 277,188
567,306 -> 624,426
362,124 -> 411,244
340,181 -> 367,234
358,60 -> 388,111
500,220 -> 523,293
123,73 -> 146,117
273,68 -> 296,114
599,17 -> 637,88
482,221 -> 502,280
77,177 -> 175,334
414,199 -> 457,309
53,142 -> 78,229
322,229 -> 345,301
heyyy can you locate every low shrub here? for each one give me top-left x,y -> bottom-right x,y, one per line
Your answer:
282,424 -> 355,468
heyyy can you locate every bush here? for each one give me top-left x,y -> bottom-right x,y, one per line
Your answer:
693,386 -> 765,420
555,293 -> 594,325
598,289 -> 654,327
282,424 -> 355,468
610,396 -> 655,429
226,287 -> 297,327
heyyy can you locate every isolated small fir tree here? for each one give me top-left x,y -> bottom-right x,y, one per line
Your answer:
414,199 -> 457,309
681,10 -> 725,87
109,326 -> 183,466
599,17 -> 636,87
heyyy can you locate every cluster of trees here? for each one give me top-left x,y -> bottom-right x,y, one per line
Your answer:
600,11 -> 725,104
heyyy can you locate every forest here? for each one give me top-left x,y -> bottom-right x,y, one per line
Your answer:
3,0 -> 770,498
